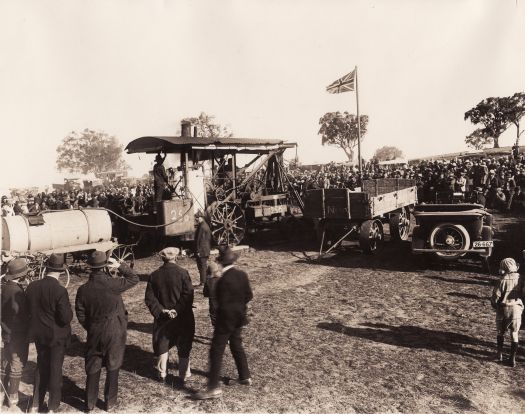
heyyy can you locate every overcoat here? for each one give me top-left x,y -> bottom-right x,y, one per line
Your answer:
195,220 -> 212,257
75,264 -> 138,373
145,262 -> 195,356
215,267 -> 253,334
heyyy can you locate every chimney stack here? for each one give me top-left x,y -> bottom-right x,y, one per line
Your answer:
193,126 -> 198,137
181,121 -> 191,137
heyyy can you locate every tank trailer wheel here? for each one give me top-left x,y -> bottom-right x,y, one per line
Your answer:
359,220 -> 384,254
109,245 -> 136,277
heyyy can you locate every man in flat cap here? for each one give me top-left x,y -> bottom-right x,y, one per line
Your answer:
1,258 -> 30,408
145,247 -> 195,383
26,254 -> 73,413
75,251 -> 139,412
195,246 -> 253,400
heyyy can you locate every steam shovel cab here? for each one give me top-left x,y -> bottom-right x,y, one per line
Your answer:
124,124 -> 300,250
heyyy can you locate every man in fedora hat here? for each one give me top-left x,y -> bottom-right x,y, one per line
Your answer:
1,258 -> 30,408
25,254 -> 73,413
145,247 -> 195,384
194,210 -> 212,287
75,250 -> 138,412
195,246 -> 253,400
153,151 -> 168,202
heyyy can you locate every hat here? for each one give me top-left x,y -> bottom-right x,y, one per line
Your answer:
217,246 -> 239,265
46,253 -> 66,271
499,257 -> 519,274
5,258 -> 29,280
87,251 -> 108,268
159,247 -> 180,261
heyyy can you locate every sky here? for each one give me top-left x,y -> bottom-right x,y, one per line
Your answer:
1,0 -> 524,188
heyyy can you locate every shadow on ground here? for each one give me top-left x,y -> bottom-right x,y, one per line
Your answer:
317,321 -> 493,360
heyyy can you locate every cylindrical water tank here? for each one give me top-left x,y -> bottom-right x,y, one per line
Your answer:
1,209 -> 112,253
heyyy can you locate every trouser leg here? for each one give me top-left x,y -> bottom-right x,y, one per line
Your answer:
155,353 -> 168,378
46,344 -> 66,412
1,343 -> 10,401
229,327 -> 250,381
496,335 -> 504,361
34,343 -> 50,410
85,370 -> 101,411
5,336 -> 29,404
208,332 -> 229,389
197,256 -> 208,285
104,369 -> 119,410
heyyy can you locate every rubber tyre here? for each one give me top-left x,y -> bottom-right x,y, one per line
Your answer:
429,222 -> 470,260
389,207 -> 411,242
359,220 -> 384,254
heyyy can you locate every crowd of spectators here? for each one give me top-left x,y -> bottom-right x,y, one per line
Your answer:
1,183 -> 156,218
287,153 -> 525,213
4,153 -> 525,218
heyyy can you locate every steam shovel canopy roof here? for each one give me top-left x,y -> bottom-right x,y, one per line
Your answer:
125,136 -> 296,155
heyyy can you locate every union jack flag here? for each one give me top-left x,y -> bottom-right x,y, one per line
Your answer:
326,70 -> 355,94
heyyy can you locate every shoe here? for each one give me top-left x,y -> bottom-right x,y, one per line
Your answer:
155,372 -> 167,383
193,388 -> 223,400
238,378 -> 252,386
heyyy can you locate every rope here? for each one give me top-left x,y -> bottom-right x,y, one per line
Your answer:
38,204 -> 194,229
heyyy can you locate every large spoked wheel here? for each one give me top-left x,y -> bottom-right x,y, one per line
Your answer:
109,245 -> 136,277
389,207 -> 411,241
39,266 -> 71,288
359,220 -> 384,254
210,202 -> 246,246
429,223 -> 470,260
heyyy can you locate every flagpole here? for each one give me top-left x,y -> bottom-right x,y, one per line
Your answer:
355,65 -> 362,173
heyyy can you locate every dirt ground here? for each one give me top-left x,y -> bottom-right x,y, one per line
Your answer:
10,212 -> 525,413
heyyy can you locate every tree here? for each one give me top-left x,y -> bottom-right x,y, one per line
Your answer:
318,111 -> 368,162
464,97 -> 510,149
372,146 -> 404,162
56,129 -> 129,175
181,112 -> 233,138
464,128 -> 492,150
502,92 -> 525,145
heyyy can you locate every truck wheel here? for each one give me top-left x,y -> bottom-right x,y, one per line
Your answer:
359,220 -> 384,254
429,223 -> 470,260
389,206 -> 411,241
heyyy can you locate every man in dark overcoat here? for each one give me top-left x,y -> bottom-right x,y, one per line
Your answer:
25,254 -> 73,413
195,246 -> 253,400
194,210 -> 212,286
1,259 -> 30,408
145,247 -> 195,383
75,251 -> 138,412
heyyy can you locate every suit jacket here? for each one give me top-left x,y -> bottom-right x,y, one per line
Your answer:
25,276 -> 73,346
215,267 -> 253,333
195,220 -> 212,257
1,280 -> 29,343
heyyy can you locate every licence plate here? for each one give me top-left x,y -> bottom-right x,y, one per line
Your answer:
473,241 -> 494,248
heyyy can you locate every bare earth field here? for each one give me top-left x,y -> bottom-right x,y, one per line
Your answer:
12,212 -> 525,413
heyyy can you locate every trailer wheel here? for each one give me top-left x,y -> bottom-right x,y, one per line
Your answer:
429,223 -> 470,260
389,206 -> 411,241
109,244 -> 136,277
210,202 -> 246,246
359,220 -> 384,254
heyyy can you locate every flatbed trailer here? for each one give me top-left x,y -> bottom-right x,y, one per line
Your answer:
304,178 -> 418,255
